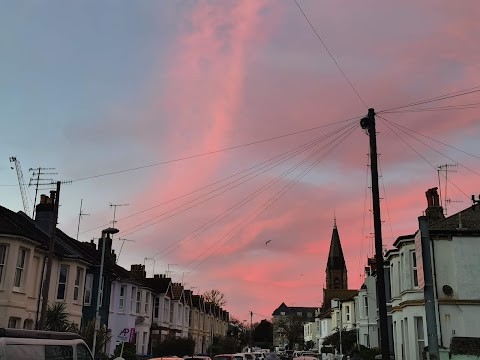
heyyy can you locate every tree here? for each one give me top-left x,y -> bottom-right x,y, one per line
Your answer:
79,319 -> 111,356
152,336 -> 195,357
273,315 -> 304,350
203,289 -> 227,307
322,329 -> 357,354
45,302 -> 77,332
253,319 -> 273,344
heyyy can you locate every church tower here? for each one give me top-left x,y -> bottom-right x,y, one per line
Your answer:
325,216 -> 348,289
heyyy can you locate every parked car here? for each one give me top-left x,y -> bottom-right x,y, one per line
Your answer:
214,355 -> 237,360
0,328 -> 93,360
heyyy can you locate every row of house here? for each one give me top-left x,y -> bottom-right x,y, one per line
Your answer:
355,188 -> 480,360
0,193 -> 229,356
274,187 -> 480,360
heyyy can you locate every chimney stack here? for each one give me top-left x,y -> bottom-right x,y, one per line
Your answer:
34,193 -> 56,233
131,264 -> 146,278
425,187 -> 445,225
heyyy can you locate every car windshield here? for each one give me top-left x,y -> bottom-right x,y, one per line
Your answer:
234,357 -> 244,360
215,357 -> 232,360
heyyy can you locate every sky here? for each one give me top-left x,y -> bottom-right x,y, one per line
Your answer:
1,0 -> 479,322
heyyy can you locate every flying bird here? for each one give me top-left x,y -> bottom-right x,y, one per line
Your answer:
265,240 -> 272,245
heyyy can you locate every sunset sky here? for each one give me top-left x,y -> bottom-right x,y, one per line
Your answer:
1,1 -> 479,321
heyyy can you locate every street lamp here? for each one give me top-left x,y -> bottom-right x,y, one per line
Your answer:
92,227 -> 119,359
331,299 -> 343,358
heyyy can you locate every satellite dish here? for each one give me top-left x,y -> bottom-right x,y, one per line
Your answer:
443,285 -> 454,296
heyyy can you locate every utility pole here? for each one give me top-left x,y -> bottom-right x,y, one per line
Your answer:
361,109 -> 390,359
250,310 -> 253,351
38,181 -> 61,330
418,216 -> 440,360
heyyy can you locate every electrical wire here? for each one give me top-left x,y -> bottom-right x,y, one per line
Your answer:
144,122 -> 359,263
79,119 -> 359,235
378,85 -> 480,113
175,124 -> 359,278
377,115 -> 470,200
382,118 -> 480,178
381,104 -> 480,114
115,123 -> 359,238
293,0 -> 368,109
377,119 -> 480,161
68,117 -> 360,183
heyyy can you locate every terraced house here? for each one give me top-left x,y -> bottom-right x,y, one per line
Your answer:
0,196 -> 230,356
0,195 -> 89,329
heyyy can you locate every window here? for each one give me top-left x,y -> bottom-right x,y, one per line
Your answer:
297,312 -> 302,316
178,304 -> 183,322
77,344 -> 93,360
185,308 -> 189,326
145,292 -> 149,315
14,248 -> 27,290
84,274 -> 93,305
334,277 -> 340,289
119,285 -> 126,311
154,297 -> 159,319
415,317 -> 425,360
99,277 -> 105,307
307,312 -> 312,318
412,251 -> 418,288
280,311 -> 286,316
163,298 -> 170,322
363,295 -> 369,317
56,264 -> 69,300
73,267 -> 83,302
45,345 -> 73,360
142,331 -> 148,354
345,305 -> 350,322
131,286 -> 136,313
170,302 -> 174,323
0,245 -> 7,287
136,290 -> 141,314
8,317 -> 18,328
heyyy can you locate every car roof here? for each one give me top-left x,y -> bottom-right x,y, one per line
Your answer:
0,328 -> 82,340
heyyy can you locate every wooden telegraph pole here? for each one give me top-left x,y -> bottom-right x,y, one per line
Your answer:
38,181 -> 61,330
361,109 -> 390,359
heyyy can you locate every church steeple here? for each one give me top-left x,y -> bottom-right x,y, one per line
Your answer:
325,216 -> 348,290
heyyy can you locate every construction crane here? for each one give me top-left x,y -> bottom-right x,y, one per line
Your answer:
9,156 -> 30,216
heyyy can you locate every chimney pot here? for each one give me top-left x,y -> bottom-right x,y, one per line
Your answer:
40,194 -> 48,204
154,274 -> 159,279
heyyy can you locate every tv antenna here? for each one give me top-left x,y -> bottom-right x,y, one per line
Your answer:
116,238 -> 135,263
110,202 -> 129,228
9,157 -> 31,216
76,199 -> 90,240
437,163 -> 458,216
29,166 -> 57,218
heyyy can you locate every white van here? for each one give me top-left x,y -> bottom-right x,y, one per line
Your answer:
0,328 -> 93,360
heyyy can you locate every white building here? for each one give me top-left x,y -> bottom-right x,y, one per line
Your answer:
304,321 -> 317,348
355,259 -> 380,350
107,264 -> 155,356
0,203 -> 88,330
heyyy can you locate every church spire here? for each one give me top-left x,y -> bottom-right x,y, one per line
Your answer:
325,216 -> 348,290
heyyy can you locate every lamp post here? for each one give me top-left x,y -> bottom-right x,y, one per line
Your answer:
92,227 -> 119,359
332,299 -> 343,358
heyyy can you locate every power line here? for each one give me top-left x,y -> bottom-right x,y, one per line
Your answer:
79,119 -> 359,235
382,118 -> 480,178
378,85 -> 480,113
69,117 -> 359,182
120,122 -> 358,238
176,124 -> 358,278
377,119 -> 480,161
293,0 -> 367,108
377,115 -> 470,200
381,103 -> 480,114
144,122 -> 358,263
